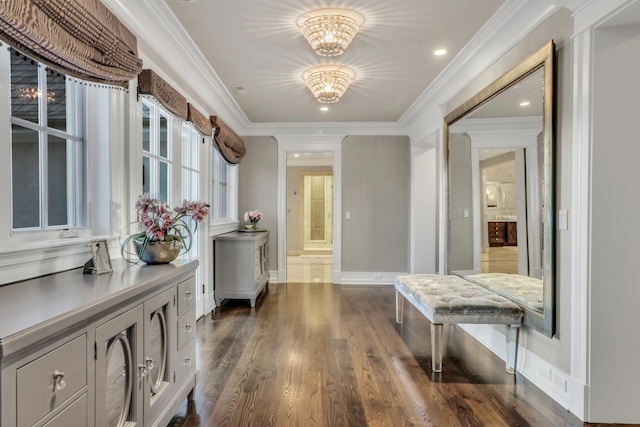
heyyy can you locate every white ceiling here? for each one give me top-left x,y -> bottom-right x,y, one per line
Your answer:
164,0 -> 506,124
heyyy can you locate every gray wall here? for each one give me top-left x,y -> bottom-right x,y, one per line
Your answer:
238,136 -> 278,268
448,133 -> 474,272
286,165 -> 332,253
342,135 -> 410,272
444,8 -> 574,372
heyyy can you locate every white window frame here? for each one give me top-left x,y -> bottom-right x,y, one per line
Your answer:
8,48 -> 86,234
141,98 -> 172,203
210,147 -> 238,234
0,47 -> 119,285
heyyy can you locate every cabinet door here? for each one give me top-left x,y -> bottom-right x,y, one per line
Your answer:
143,288 -> 176,423
95,305 -> 144,427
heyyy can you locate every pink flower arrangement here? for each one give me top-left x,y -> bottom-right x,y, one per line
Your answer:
121,194 -> 210,261
244,209 -> 263,226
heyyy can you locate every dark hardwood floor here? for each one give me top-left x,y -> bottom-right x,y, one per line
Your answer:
175,282 -> 592,426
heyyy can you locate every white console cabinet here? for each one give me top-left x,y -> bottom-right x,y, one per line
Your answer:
0,259 -> 198,427
215,231 -> 269,307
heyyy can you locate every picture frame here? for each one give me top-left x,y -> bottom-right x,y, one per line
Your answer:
90,239 -> 113,274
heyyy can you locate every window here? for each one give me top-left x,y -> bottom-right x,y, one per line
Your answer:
141,100 -> 171,202
10,48 -> 85,230
181,123 -> 202,255
212,148 -> 236,222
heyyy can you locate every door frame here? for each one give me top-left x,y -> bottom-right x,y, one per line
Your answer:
276,135 -> 343,284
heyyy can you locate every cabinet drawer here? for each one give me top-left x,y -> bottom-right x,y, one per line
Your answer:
174,340 -> 196,385
17,334 -> 87,427
177,276 -> 195,316
42,393 -> 87,427
177,307 -> 196,351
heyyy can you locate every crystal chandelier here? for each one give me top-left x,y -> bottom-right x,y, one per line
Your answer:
297,9 -> 364,57
303,66 -> 355,103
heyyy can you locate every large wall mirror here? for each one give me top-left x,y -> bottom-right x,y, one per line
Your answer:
444,40 -> 555,336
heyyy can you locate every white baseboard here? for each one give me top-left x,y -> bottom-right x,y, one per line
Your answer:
338,271 -> 406,285
205,292 -> 216,314
459,324 -> 582,417
269,270 -> 281,283
270,270 -> 406,285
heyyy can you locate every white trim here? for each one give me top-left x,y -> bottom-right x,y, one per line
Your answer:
459,324 -> 573,410
0,236 -> 114,285
268,270 -> 280,284
567,24 -> 594,422
400,1 -> 561,143
338,272 -> 407,285
101,0 -> 568,140
242,122 -> 405,137
276,134 -> 344,285
573,0 -> 637,33
102,0 -> 248,132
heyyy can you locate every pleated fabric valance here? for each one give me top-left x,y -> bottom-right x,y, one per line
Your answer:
0,0 -> 142,86
138,69 -> 188,120
211,116 -> 246,164
187,103 -> 212,137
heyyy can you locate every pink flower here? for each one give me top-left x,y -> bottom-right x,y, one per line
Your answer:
132,195 -> 210,242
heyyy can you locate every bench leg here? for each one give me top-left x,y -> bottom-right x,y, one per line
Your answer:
505,324 -> 520,374
431,323 -> 443,372
395,290 -> 404,324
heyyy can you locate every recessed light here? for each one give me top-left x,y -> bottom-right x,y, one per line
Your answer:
320,106 -> 329,112
434,49 -> 447,56
293,153 -> 300,157
519,101 -> 531,107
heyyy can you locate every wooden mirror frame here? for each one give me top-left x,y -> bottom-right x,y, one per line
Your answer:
443,40 -> 555,336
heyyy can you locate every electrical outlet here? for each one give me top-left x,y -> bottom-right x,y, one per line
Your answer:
551,371 -> 567,392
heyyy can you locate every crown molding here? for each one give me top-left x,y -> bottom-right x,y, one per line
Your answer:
399,0 -> 561,143
242,121 -> 405,137
101,0 -> 250,132
103,0 -> 577,141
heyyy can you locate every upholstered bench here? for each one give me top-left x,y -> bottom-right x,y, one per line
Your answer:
395,274 -> 523,374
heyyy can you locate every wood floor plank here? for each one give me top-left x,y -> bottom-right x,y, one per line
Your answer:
174,283 -> 585,427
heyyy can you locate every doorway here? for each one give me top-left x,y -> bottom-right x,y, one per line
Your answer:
286,153 -> 334,283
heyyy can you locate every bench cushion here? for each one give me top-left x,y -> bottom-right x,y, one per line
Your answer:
395,274 -> 522,325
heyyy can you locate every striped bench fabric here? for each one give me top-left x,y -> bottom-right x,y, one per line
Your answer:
395,274 -> 523,374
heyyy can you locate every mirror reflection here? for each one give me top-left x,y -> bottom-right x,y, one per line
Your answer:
445,41 -> 555,336
105,331 -> 133,427
148,310 -> 167,394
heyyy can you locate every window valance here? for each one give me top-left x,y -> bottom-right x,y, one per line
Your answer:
0,0 -> 142,86
138,69 -> 188,120
187,103 -> 212,137
211,116 -> 246,164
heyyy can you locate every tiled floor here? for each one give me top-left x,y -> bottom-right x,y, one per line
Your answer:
286,253 -> 333,283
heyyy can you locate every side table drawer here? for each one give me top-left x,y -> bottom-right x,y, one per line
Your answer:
177,276 -> 196,316
177,307 -> 196,351
174,340 -> 196,385
17,334 -> 87,427
42,393 -> 87,427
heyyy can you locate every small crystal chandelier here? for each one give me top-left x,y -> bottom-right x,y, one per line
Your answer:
303,66 -> 355,103
297,8 -> 364,57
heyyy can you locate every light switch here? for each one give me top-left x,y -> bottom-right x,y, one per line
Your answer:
345,211 -> 351,220
463,209 -> 469,218
558,209 -> 568,230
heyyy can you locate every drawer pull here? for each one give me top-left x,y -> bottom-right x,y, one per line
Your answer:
185,291 -> 192,300
145,357 -> 155,371
184,357 -> 192,366
53,370 -> 66,391
138,364 -> 147,378
185,324 -> 193,333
